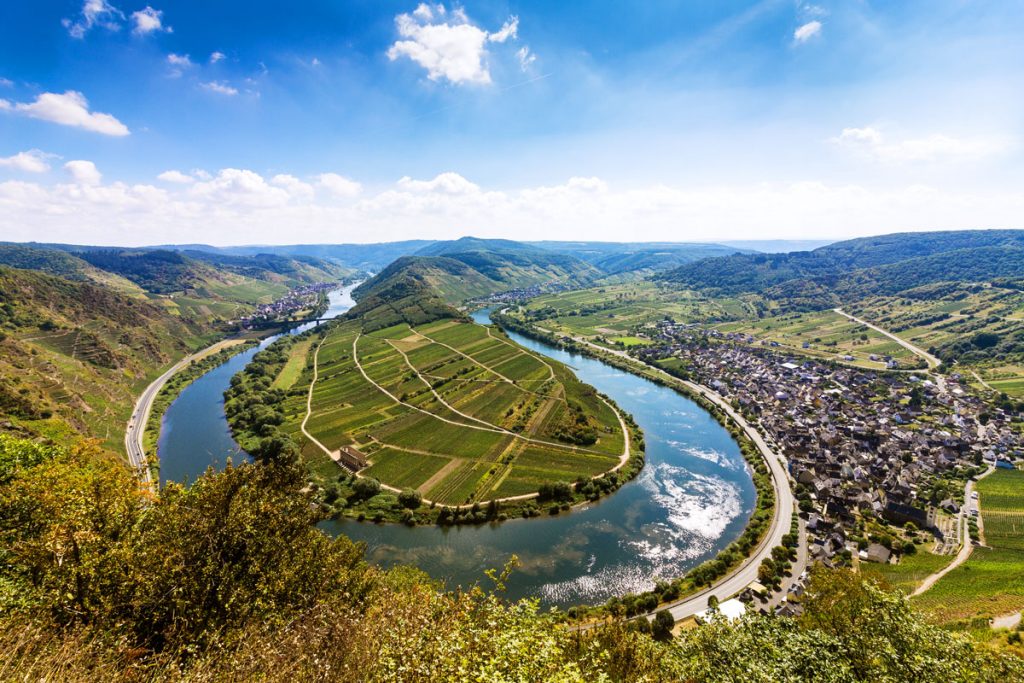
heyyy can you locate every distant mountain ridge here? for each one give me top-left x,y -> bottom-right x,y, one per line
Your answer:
153,237 -> 770,278
657,229 -> 1024,308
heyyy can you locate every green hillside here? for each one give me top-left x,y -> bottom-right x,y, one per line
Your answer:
658,230 -> 1024,298
1,433 -> 1020,680
0,266 -> 211,452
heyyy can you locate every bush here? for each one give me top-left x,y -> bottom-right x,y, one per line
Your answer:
398,488 -> 422,509
652,609 -> 675,640
352,477 -> 381,500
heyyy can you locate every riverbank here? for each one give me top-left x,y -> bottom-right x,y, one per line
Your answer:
492,310 -> 794,619
142,340 -> 259,465
225,317 -> 647,526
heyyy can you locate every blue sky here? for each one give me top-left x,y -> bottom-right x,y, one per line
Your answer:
1,1 -> 1023,245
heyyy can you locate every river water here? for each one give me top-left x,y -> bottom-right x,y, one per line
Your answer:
157,284 -> 357,485
159,296 -> 755,607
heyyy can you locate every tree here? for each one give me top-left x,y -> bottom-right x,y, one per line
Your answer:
352,477 -> 381,500
652,609 -> 675,641
398,489 -> 422,509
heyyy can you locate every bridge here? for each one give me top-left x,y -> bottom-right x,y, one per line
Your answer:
241,317 -> 338,330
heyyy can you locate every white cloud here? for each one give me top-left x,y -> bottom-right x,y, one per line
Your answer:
63,0 -> 124,39
387,4 -> 521,85
489,17 -> 518,43
201,81 -> 239,96
0,150 -> 54,174
833,126 -> 1009,163
516,46 -> 536,70
0,77 -> 12,88
2,91 -> 129,136
189,169 -> 292,207
397,172 -> 480,194
210,51 -> 226,64
317,173 -> 363,198
157,170 -> 194,184
131,6 -> 170,35
167,53 -> 193,67
3,169 -> 1024,245
64,160 -> 102,186
271,174 -> 315,201
794,20 -> 822,43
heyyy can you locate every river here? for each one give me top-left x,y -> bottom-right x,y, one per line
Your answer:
159,297 -> 755,608
157,284 -> 357,485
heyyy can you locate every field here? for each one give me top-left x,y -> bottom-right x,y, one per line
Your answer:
715,309 -> 923,370
522,282 -> 753,338
862,549 -> 955,595
913,469 -> 1024,625
272,338 -> 313,389
283,316 -> 627,505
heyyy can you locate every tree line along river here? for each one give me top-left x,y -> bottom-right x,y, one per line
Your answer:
157,290 -> 756,607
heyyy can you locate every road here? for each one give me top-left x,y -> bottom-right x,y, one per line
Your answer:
833,308 -> 941,369
912,465 -> 995,596
567,335 -> 796,622
124,339 -> 244,488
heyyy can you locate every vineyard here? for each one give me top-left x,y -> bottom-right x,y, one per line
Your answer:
280,317 -> 628,505
912,468 -> 1024,625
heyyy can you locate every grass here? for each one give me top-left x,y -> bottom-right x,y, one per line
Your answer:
716,309 -> 921,369
522,281 -> 752,338
913,469 -> 1024,625
862,549 -> 955,595
288,317 -> 627,505
271,338 -> 313,389
361,447 -> 451,490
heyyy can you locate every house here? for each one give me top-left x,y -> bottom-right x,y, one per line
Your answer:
862,543 -> 892,564
696,598 -> 747,624
336,446 -> 368,471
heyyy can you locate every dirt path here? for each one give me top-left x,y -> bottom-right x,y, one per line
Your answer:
300,336 -> 338,461
485,326 -> 556,381
354,333 -> 615,456
912,466 -> 995,597
416,329 -> 523,385
417,457 -> 465,494
972,370 -> 996,393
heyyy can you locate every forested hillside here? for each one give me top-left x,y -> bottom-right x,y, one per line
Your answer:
659,230 -> 1024,308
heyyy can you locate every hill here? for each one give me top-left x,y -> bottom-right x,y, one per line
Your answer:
0,266 -> 210,452
0,243 -> 350,327
415,236 -> 545,257
659,230 -> 1024,302
162,240 -> 433,271
533,240 -> 750,276
349,247 -> 600,331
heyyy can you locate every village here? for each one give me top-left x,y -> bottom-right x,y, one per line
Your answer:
237,282 -> 337,328
632,319 -> 1024,575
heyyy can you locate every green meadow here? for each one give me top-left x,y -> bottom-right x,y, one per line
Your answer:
283,317 -> 627,505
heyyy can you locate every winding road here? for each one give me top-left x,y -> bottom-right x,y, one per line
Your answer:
124,339 -> 243,488
566,335 -> 796,622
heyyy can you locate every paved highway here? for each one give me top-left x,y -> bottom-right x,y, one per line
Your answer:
567,335 -> 796,622
834,308 -> 941,369
124,339 -> 242,488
